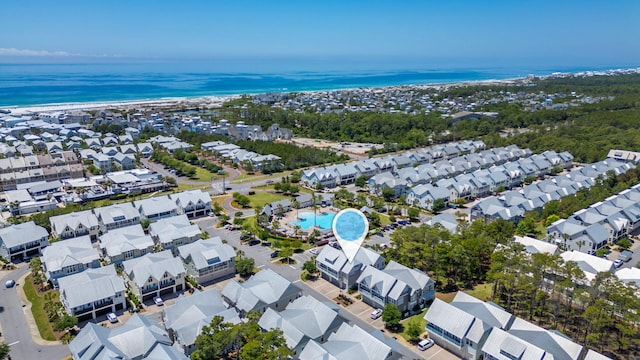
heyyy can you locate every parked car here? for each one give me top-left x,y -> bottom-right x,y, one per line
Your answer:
316,239 -> 329,246
309,248 -> 319,255
270,251 -> 280,259
106,312 -> 118,323
417,338 -> 435,351
614,259 -> 624,268
153,296 -> 164,306
370,309 -> 383,320
247,239 -> 261,246
240,234 -> 253,241
5,280 -> 15,288
618,250 -> 633,263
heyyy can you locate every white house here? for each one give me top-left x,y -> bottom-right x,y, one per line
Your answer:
170,190 -> 212,218
122,250 -> 186,302
0,221 -> 49,262
50,210 -> 100,240
177,238 -> 236,285
149,215 -> 201,254
42,235 -> 101,286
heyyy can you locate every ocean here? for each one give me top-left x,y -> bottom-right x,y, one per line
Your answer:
0,60 -> 630,107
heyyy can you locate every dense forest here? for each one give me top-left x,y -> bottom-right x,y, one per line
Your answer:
216,74 -> 640,162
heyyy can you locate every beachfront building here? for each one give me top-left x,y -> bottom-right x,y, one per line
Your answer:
0,221 -> 49,262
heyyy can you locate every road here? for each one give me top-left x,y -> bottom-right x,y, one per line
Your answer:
0,266 -> 70,360
194,217 -> 430,360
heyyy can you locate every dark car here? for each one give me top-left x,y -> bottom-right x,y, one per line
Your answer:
270,251 -> 280,258
240,234 -> 253,241
261,241 -> 272,247
247,239 -> 261,246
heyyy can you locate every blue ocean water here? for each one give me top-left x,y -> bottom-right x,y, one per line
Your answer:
0,60 -> 629,107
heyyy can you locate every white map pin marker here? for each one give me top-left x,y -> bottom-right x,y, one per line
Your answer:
332,208 -> 369,263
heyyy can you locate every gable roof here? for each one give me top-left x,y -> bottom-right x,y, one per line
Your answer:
99,224 -> 154,259
133,195 -> 179,217
299,323 -> 392,360
508,317 -> 583,360
94,203 -> 140,225
149,214 -> 201,245
41,235 -> 99,275
0,221 -> 48,248
169,189 -> 211,208
122,250 -> 186,287
177,238 -> 236,270
482,327 -> 553,360
451,291 -> 514,330
50,210 -> 99,233
221,269 -> 297,313
58,264 -> 126,309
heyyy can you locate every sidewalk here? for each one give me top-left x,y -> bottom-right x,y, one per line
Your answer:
15,271 -> 62,346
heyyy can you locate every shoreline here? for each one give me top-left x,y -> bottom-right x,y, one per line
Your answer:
3,76 -> 526,115
2,66 -> 637,114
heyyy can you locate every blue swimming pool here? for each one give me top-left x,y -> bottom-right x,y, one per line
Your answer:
292,211 -> 335,230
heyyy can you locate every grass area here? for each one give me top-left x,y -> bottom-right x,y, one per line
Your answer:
435,292 -> 456,303
177,183 -> 209,191
464,282 -> 493,301
247,191 -> 289,209
232,170 -> 293,183
378,212 -> 392,226
399,309 -> 428,342
22,274 -> 57,341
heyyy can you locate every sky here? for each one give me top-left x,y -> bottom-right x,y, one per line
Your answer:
1,0 -> 639,68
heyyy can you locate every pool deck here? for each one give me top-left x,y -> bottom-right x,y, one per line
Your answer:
281,207 -> 339,233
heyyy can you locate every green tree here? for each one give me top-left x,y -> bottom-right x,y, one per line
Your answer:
405,317 -> 423,343
544,214 -> 560,227
279,247 -> 293,264
381,186 -> 395,202
302,259 -> 317,274
407,207 -> 420,221
0,342 -> 9,360
236,257 -> 255,278
140,218 -> 151,230
355,175 -> 368,188
431,199 -> 446,212
382,303 -> 402,331
54,314 -> 78,331
191,316 -> 237,360
617,237 -> 632,250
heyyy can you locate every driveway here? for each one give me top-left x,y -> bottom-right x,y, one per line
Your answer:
0,265 -> 70,360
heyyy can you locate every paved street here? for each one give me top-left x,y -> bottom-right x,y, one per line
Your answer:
0,266 -> 70,360
198,219 -> 435,360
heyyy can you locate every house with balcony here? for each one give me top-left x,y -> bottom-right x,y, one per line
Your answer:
122,250 -> 186,302
424,292 -> 514,360
177,238 -> 236,285
99,224 -> 155,265
94,203 -> 141,232
134,195 -> 180,221
169,189 -> 211,219
58,264 -> 126,321
149,215 -> 201,254
316,246 -> 385,290
42,235 -> 101,286
258,295 -> 344,356
357,261 -> 434,315
50,210 -> 100,240
68,313 -> 187,360
163,289 -> 241,356
0,221 -> 49,262
298,323 -> 401,360
481,327 -> 554,360
221,269 -> 301,317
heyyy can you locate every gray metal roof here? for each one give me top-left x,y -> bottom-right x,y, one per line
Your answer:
221,269 -> 297,313
42,235 -> 99,275
149,215 -> 201,245
424,298 -> 475,339
99,224 -> 154,259
133,195 -> 179,217
0,221 -> 48,248
482,327 -> 552,360
94,203 -> 140,226
451,291 -> 513,330
123,250 -> 186,287
508,317 -> 583,360
58,264 -> 125,309
50,210 -> 99,234
301,323 -> 392,360
177,238 -> 236,271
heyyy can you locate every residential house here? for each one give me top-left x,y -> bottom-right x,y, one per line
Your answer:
50,210 -> 100,240
99,225 -> 155,265
0,221 -> 49,262
298,323 -> 400,360
426,212 -> 461,233
316,246 -> 385,290
149,215 -> 201,254
94,203 -> 141,232
559,251 -> 614,284
258,295 -> 344,356
424,292 -> 514,359
122,250 -> 186,302
68,313 -> 187,360
169,189 -> 212,218
177,238 -> 236,285
41,235 -> 100,286
163,289 -> 241,356
481,327 -> 553,360
134,195 -> 180,221
507,317 -> 583,360
137,142 -> 153,157
513,235 -> 559,255
221,268 -> 301,317
58,264 -> 126,321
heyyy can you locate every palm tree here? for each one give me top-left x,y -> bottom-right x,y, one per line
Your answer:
561,233 -> 570,250
291,199 -> 300,219
311,193 -> 318,227
576,240 -> 586,252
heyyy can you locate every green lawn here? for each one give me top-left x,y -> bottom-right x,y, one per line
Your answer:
247,191 -> 289,209
23,274 -> 57,341
399,309 -> 428,342
378,213 -> 392,226
232,171 -> 293,183
464,283 -> 493,301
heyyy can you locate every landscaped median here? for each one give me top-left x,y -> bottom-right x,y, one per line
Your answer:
22,274 -> 57,341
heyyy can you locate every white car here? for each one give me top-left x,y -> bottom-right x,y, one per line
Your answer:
309,248 -> 319,255
370,308 -> 383,320
417,338 -> 435,351
614,259 -> 624,268
153,296 -> 164,306
106,312 -> 118,323
5,280 -> 15,288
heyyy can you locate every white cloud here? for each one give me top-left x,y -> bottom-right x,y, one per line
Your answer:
0,48 -> 79,56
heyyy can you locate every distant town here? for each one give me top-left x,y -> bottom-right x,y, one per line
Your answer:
0,69 -> 639,360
